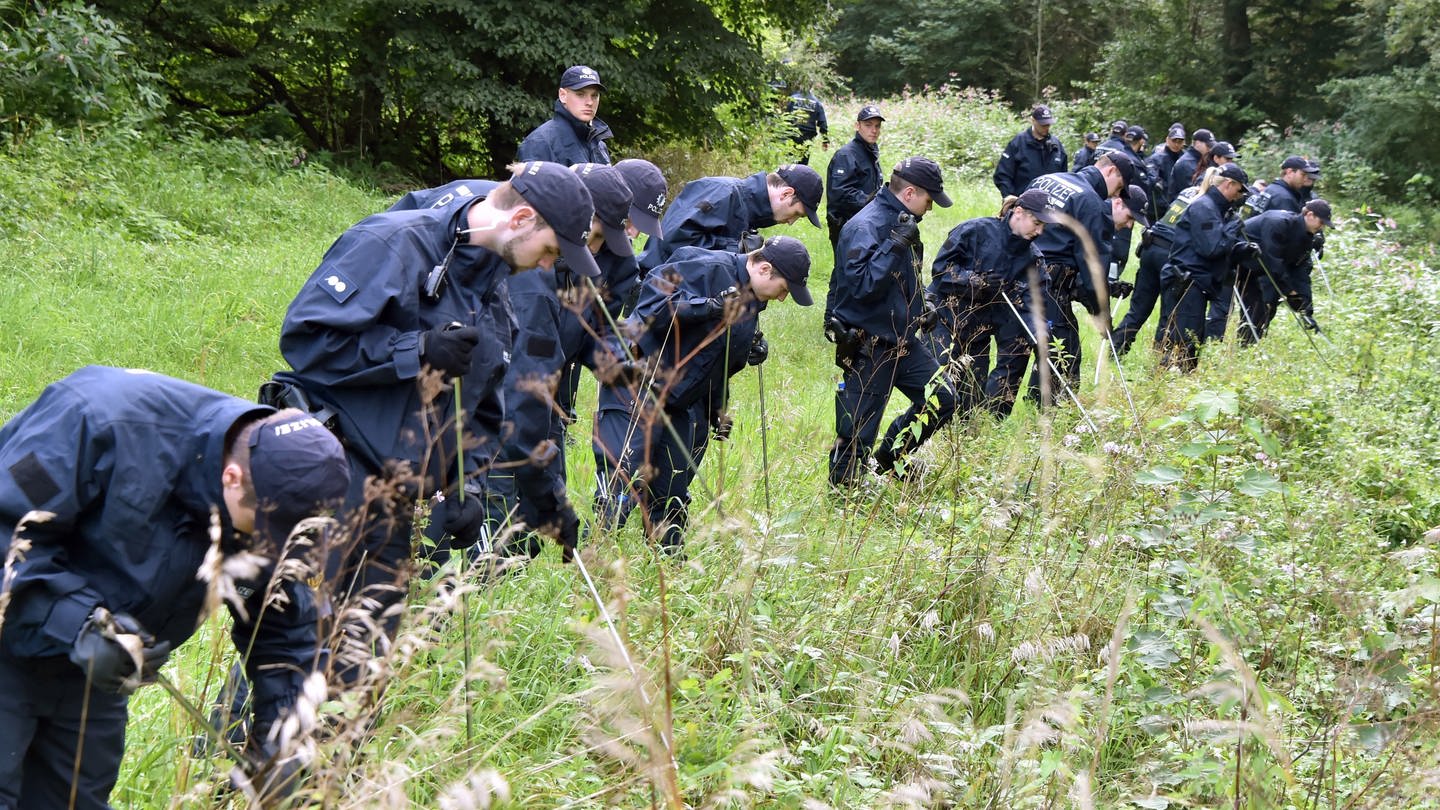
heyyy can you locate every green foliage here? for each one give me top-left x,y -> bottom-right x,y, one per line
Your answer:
0,0 -> 162,139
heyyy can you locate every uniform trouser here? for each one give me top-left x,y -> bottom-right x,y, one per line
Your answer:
930,289 -> 995,416
0,654 -> 128,809
984,295 -> 1044,419
1159,277 -> 1215,372
1234,269 -> 1281,345
593,400 -> 707,550
1112,243 -> 1167,356
1027,282 -> 1082,406
1204,282 -> 1234,341
828,339 -> 958,486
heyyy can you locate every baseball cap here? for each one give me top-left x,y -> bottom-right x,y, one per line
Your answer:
1192,128 -> 1216,146
757,235 -> 813,306
857,104 -> 886,122
893,156 -> 953,207
1167,122 -> 1186,140
1031,104 -> 1056,125
1282,155 -> 1321,177
1110,119 -> 1128,136
1121,184 -> 1150,227
560,65 -> 604,91
1303,198 -> 1333,227
1124,125 -> 1148,142
614,158 -> 667,238
248,411 -> 350,547
1084,132 -> 1100,144
776,163 -> 823,226
1102,151 -> 1140,188
1216,162 -> 1250,186
1210,140 -> 1238,159
572,164 -> 634,258
512,161 -> 600,278
1015,188 -> 1061,223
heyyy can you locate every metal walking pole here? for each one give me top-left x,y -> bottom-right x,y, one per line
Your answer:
999,292 -> 1101,433
1233,286 -> 1264,344
440,321 -> 476,761
755,363 -> 773,521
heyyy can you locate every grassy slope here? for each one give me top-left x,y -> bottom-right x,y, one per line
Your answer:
3,128 -> 1440,808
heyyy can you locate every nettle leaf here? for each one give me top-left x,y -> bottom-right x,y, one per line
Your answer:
1136,465 -> 1185,485
1155,592 -> 1193,618
1354,720 -> 1403,753
1128,630 -> 1180,670
1243,416 -> 1282,456
1186,390 -> 1238,422
1237,469 -> 1284,497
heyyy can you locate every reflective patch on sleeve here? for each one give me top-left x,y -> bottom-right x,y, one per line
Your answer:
9,452 -> 60,508
318,272 -> 358,303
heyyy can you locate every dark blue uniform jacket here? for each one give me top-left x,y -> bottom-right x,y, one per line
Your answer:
826,135 -> 882,226
1028,167 -> 1114,287
1240,210 -> 1315,307
929,216 -> 1044,295
277,197 -> 511,488
1165,185 -> 1241,295
1168,147 -> 1204,200
1247,179 -> 1306,215
637,173 -> 776,274
517,101 -> 613,166
827,187 -> 927,344
0,366 -> 315,723
993,129 -> 1067,198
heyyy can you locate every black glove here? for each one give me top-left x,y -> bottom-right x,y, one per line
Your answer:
1074,285 -> 1100,316
69,610 -> 171,694
954,270 -> 994,294
423,492 -> 486,549
890,213 -> 920,248
1298,312 -> 1320,332
1311,230 -> 1325,259
917,294 -> 940,332
737,229 -> 764,253
826,317 -> 864,369
1107,280 -> 1135,299
747,332 -> 769,366
420,324 -> 480,376
710,410 -> 733,442
678,286 -> 738,324
1230,241 -> 1260,262
535,502 -> 579,564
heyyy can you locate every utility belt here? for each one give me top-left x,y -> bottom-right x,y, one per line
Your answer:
1140,230 -> 1173,252
258,379 -> 341,438
1044,262 -> 1080,296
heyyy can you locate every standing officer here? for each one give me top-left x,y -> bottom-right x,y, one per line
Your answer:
783,87 -> 830,165
927,188 -> 1060,418
1113,167 -> 1214,356
993,104 -> 1068,198
1200,140 -> 1244,341
592,237 -> 813,554
826,157 -> 957,486
1024,152 -> 1139,402
1159,161 -> 1255,371
1233,198 -> 1332,342
1072,132 -> 1101,171
272,162 -> 596,663
1168,128 -> 1215,201
1247,156 -> 1320,215
1,367 -> 349,808
826,104 -> 885,254
636,163 -> 822,275
518,65 -> 613,166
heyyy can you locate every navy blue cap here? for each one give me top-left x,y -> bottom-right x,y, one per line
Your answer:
1303,198 -> 1333,227
1101,151 -> 1140,188
857,104 -> 885,122
1125,125 -> 1148,142
1015,188 -> 1061,223
776,163 -> 823,226
757,235 -> 812,306
1282,155 -> 1321,177
1211,141 -> 1238,159
572,163 -> 635,258
1192,128 -> 1216,146
1216,162 -> 1250,186
1167,122 -> 1186,139
560,65 -> 604,91
1084,132 -> 1100,143
893,156 -> 953,207
248,411 -> 349,547
511,160 -> 600,278
1109,119 -> 1128,136
1031,104 -> 1056,125
614,158 -> 667,238
1121,184 -> 1150,226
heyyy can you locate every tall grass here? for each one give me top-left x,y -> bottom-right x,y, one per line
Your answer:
3,91 -> 1439,808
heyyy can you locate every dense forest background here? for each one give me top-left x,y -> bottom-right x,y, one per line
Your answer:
3,0 -> 1437,204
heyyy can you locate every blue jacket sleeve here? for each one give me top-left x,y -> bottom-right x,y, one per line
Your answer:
826,148 -> 870,220
992,134 -> 1022,197
841,229 -> 908,304
279,229 -> 424,387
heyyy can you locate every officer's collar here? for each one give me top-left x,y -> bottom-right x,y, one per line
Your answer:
876,186 -> 922,222
742,172 -> 777,229
552,100 -> 607,139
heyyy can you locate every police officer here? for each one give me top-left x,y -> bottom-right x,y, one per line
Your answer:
592,237 -> 813,554
517,65 -> 613,166
927,188 -> 1060,418
826,104 -> 885,253
1159,161 -> 1254,371
1247,155 -> 1320,214
1168,128 -> 1216,201
826,157 -> 957,485
783,87 -> 830,165
1072,132 -> 1101,171
1113,167 -> 1214,356
1147,122 -> 1187,216
0,368 -> 349,808
1233,198 -> 1332,342
273,162 -> 596,662
1200,140 -> 1244,341
1025,152 -> 1139,401
1091,120 -> 1129,162
637,163 -> 822,275
993,104 -> 1068,198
